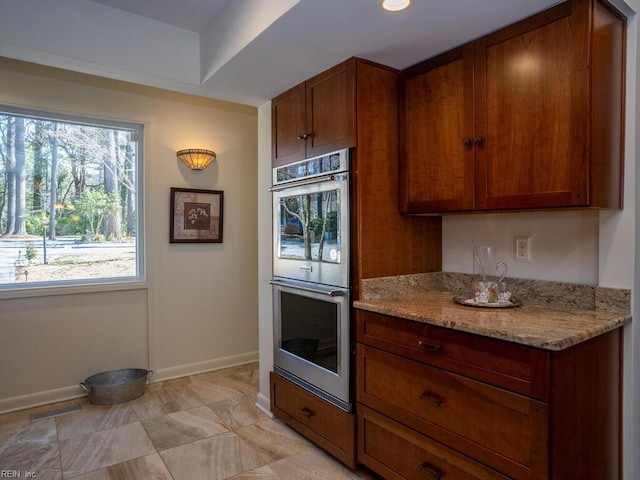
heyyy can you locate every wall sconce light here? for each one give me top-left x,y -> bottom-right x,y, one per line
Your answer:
379,0 -> 412,12
177,148 -> 217,170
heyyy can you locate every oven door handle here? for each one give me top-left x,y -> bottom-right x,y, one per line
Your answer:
269,173 -> 347,192
269,279 -> 346,297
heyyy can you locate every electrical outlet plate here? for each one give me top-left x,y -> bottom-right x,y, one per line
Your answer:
515,236 -> 532,262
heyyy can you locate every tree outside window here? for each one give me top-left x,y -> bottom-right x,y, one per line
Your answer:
0,107 -> 143,288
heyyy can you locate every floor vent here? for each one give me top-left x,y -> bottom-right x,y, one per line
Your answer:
30,404 -> 81,422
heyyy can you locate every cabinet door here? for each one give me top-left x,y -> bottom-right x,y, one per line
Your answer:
399,44 -> 475,213
305,58 -> 356,158
270,372 -> 356,468
357,310 -> 550,400
272,82 -> 306,167
357,344 -> 549,480
358,404 -> 512,480
475,2 -> 587,210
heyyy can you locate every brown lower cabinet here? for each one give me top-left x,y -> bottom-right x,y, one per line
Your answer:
270,371 -> 356,468
358,404 -> 511,480
356,310 -> 622,480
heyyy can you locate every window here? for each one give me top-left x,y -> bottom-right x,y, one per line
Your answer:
0,106 -> 143,290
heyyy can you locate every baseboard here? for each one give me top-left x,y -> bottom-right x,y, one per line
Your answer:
256,392 -> 273,418
0,351 -> 259,415
151,351 -> 259,383
0,385 -> 87,415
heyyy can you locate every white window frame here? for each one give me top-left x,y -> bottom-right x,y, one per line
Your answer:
0,105 -> 145,299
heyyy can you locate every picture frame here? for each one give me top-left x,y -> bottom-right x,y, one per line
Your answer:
170,187 -> 223,243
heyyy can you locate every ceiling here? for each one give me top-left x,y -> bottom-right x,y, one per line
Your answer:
92,0 -> 231,33
0,0 -> 562,106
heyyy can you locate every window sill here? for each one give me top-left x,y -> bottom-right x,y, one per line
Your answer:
0,279 -> 148,300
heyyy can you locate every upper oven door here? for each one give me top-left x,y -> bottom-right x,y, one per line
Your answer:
272,172 -> 350,288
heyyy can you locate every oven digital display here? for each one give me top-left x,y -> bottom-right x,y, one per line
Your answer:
280,291 -> 338,373
275,152 -> 343,184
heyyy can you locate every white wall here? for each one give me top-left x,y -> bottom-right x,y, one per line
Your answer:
442,210 -> 599,284
0,289 -> 148,409
0,58 -> 259,412
602,1 -> 640,478
256,102 -> 274,415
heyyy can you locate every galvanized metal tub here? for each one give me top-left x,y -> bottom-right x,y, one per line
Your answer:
80,368 -> 152,405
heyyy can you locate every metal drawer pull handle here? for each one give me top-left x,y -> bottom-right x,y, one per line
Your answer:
300,407 -> 315,418
269,279 -> 345,297
418,462 -> 443,480
418,341 -> 442,353
418,391 -> 444,407
462,137 -> 473,146
269,173 -> 339,191
297,133 -> 312,140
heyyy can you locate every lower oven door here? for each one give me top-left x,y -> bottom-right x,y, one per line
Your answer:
271,277 -> 351,411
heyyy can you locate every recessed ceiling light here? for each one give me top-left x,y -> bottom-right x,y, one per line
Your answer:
380,0 -> 412,12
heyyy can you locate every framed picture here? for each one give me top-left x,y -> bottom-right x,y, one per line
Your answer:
170,187 -> 223,243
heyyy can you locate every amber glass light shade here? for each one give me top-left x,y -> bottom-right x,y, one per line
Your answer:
177,149 -> 216,170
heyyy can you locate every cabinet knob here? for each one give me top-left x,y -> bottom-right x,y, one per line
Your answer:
418,340 -> 442,353
418,391 -> 444,406
297,133 -> 312,140
462,137 -> 473,146
300,407 -> 315,418
418,462 -> 443,480
474,135 -> 485,144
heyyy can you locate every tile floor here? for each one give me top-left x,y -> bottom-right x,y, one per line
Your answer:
0,363 -> 376,479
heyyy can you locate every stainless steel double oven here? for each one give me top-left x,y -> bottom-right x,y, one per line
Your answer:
271,149 -> 352,411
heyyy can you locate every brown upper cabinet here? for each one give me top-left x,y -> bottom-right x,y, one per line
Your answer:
272,58 -> 356,166
399,0 -> 626,213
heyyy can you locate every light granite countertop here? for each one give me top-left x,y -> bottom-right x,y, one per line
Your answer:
354,288 -> 631,351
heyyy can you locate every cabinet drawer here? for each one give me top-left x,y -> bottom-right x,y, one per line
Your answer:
357,310 -> 549,400
270,372 -> 356,468
358,404 -> 512,480
357,345 -> 548,479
